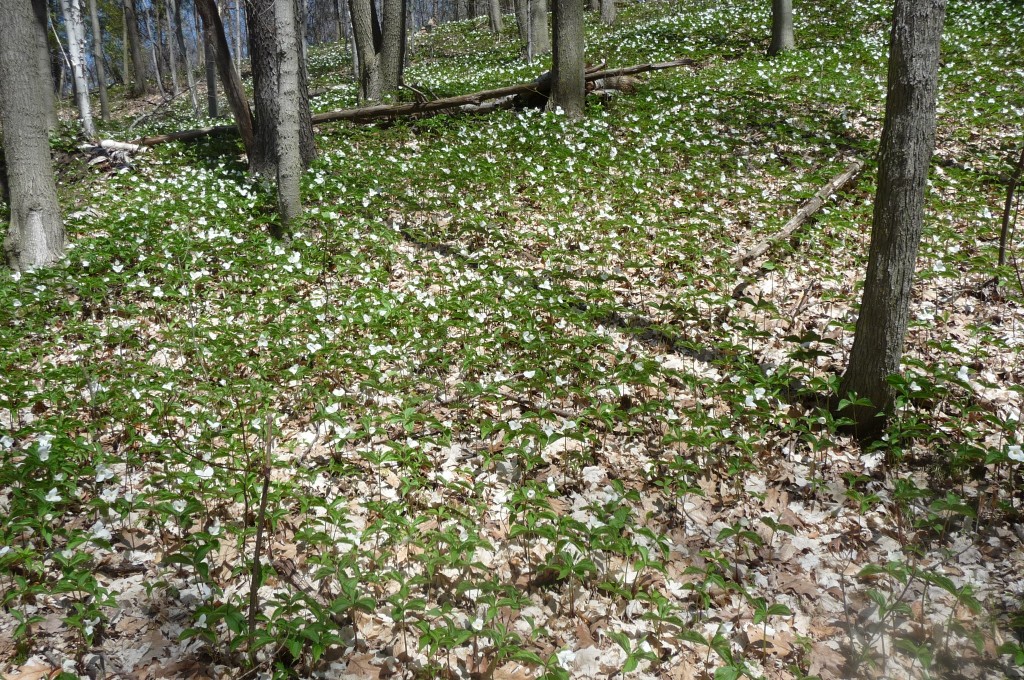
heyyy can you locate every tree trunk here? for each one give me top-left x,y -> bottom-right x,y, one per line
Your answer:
487,0 -> 502,33
838,0 -> 947,435
123,0 -> 147,95
164,1 -> 181,94
32,0 -> 58,133
513,0 -> 529,56
204,25 -> 219,116
87,0 -> 110,120
170,0 -> 201,114
549,0 -> 584,118
247,0 -> 315,176
350,0 -> 381,101
767,0 -> 794,56
60,0 -> 97,138
275,0 -> 303,231
599,0 -> 614,25
528,0 -> 549,57
195,0 -> 255,155
145,5 -> 166,95
0,0 -> 66,270
379,0 -> 405,97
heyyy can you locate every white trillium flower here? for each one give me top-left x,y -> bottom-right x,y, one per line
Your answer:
1008,445 -> 1024,463
44,488 -> 62,503
196,465 -> 215,480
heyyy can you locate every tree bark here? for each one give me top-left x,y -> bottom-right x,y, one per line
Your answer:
487,0 -> 503,33
170,0 -> 201,114
767,0 -> 794,56
60,0 -> 97,138
204,25 -> 219,116
123,0 -> 148,95
275,0 -> 303,231
145,4 -> 166,95
247,0 -> 315,176
379,0 -> 406,97
838,0 -> 947,435
195,0 -> 255,155
1,0 -> 66,270
165,0 -> 181,94
87,0 -> 110,120
549,0 -> 584,118
599,0 -> 614,25
350,0 -> 381,101
513,0 -> 529,57
32,0 -> 58,133
528,0 -> 549,57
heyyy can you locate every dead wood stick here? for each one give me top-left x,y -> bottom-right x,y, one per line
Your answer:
732,159 -> 865,267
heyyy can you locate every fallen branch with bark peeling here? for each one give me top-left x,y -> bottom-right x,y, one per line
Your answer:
127,58 -> 698,147
733,159 -> 865,268
729,159 -> 865,301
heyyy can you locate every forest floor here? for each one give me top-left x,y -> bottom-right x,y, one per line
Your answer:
2,0 -> 1024,678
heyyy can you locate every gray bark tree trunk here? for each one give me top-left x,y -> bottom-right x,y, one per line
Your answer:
60,0 -> 97,138
123,0 -> 148,95
32,0 -> 58,132
87,0 -> 110,120
350,0 -> 381,101
513,0 -> 529,55
196,0 -> 256,155
528,0 -> 549,57
247,0 -> 315,176
1,0 -> 66,270
204,26 -> 219,116
767,0 -> 794,56
165,1 -> 181,94
549,0 -> 583,118
170,0 -> 201,114
838,0 -> 947,435
599,0 -> 614,25
487,0 -> 503,33
379,0 -> 405,97
275,0 -> 302,231
145,5 -> 166,95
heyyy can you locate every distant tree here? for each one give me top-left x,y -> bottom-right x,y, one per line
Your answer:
528,0 -> 549,57
196,0 -> 256,155
513,0 -> 530,56
87,0 -> 110,121
348,0 -> 405,102
123,0 -> 148,95
486,0 -> 502,33
1,0 -> 66,270
599,0 -> 614,25
549,0 -> 584,118
838,0 -> 947,435
169,0 -> 201,114
61,0 -> 98,138
767,0 -> 793,56
274,0 -> 302,230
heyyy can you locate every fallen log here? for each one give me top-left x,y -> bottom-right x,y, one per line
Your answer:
732,159 -> 865,267
311,58 -> 697,124
128,57 -> 698,146
134,124 -> 240,146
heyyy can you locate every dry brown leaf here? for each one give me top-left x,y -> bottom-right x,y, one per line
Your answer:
3,660 -> 60,680
341,653 -> 381,679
